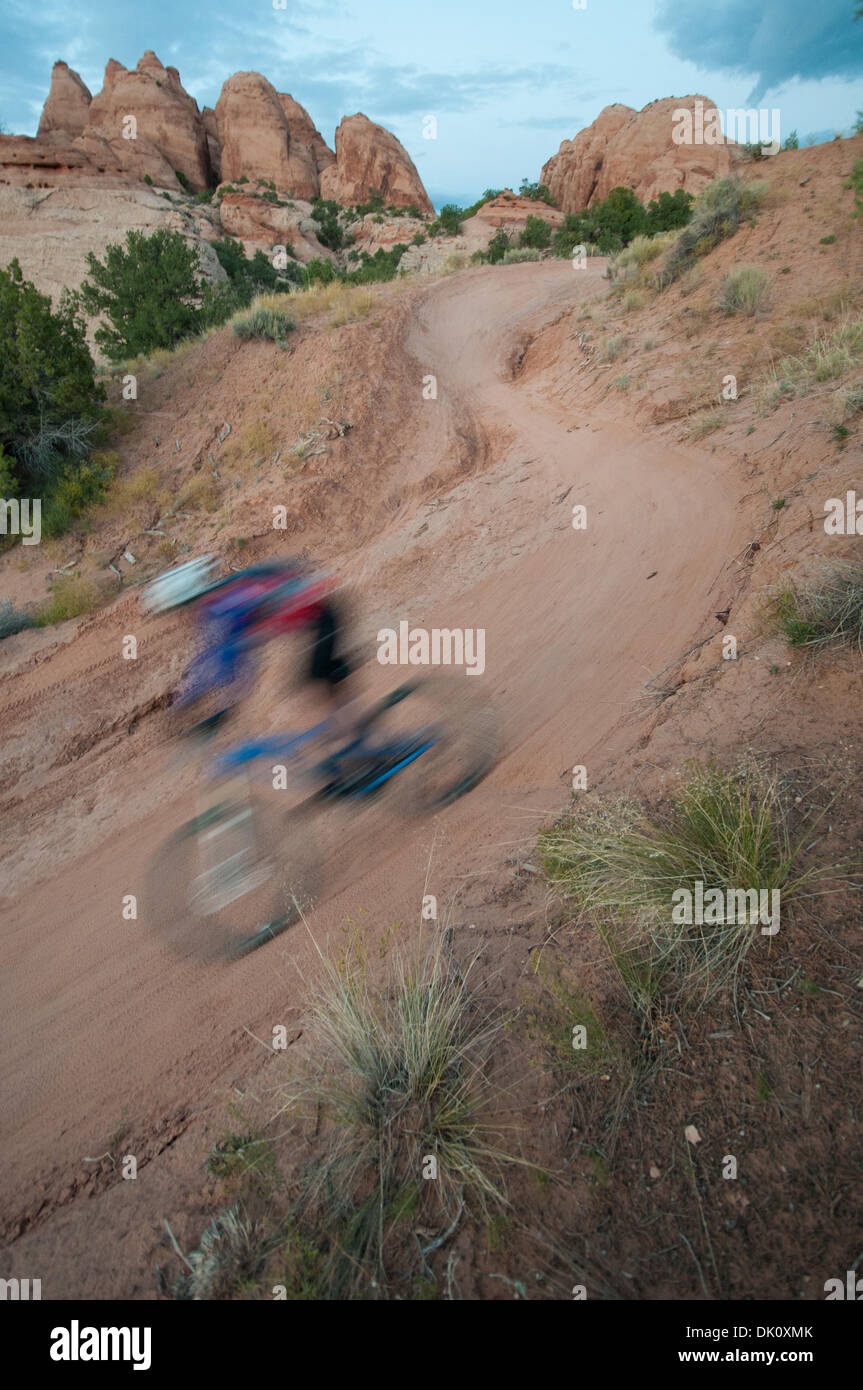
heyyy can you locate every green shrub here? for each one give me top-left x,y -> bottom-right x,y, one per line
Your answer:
502,247 -> 542,263
76,228 -> 204,360
0,600 -> 33,639
0,441 -> 17,496
768,562 -> 863,651
540,761 -> 831,1010
309,198 -> 345,251
303,257 -> 338,287
589,186 -> 648,247
552,212 -> 590,258
282,933 -> 515,1296
659,177 -> 764,286
352,191 -> 385,217
519,215 -> 552,249
599,333 -> 626,362
0,258 -> 105,492
32,573 -> 106,626
551,185 -> 691,260
41,449 -> 119,537
518,179 -> 555,206
202,239 -> 300,327
718,266 -> 769,315
645,188 -> 694,233
486,229 -> 510,264
437,204 -> 463,236
232,304 -> 296,347
343,244 -> 408,284
461,189 -> 503,220
847,159 -> 863,215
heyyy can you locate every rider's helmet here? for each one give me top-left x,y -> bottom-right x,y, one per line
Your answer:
141,555 -> 220,613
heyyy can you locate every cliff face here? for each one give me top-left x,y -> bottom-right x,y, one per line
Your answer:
85,51 -> 213,191
319,114 -> 434,213
214,71 -> 315,195
36,61 -> 92,138
541,97 -> 735,213
1,53 -> 432,212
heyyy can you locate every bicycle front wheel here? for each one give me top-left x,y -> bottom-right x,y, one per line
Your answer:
144,794 -> 319,962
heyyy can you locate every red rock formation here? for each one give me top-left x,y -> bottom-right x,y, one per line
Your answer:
279,93 -> 333,175
215,72 -> 299,192
213,77 -> 341,200
278,95 -> 335,182
5,55 -> 435,213
464,190 -> 565,232
202,107 -> 221,183
218,193 -> 331,262
86,51 -> 211,191
542,97 -> 734,213
37,62 -> 92,138
320,114 -> 433,213
0,132 -> 178,190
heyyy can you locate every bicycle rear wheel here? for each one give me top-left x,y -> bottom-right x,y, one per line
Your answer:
358,673 -> 499,813
144,793 -> 319,962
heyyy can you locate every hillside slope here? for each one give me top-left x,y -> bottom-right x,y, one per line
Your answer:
0,137 -> 861,1298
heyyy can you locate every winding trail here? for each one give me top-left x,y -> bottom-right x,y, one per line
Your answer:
0,262 -> 745,1288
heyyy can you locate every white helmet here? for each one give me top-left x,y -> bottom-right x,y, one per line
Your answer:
141,555 -> 220,613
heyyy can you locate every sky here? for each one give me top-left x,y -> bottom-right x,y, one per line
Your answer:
1,0 -> 861,209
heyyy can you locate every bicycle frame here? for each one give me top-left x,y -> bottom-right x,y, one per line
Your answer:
209,716 -> 439,802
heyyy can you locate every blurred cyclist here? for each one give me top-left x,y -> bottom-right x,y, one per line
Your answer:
143,555 -> 356,739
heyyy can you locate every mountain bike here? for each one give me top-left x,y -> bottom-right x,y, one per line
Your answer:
144,675 -> 498,961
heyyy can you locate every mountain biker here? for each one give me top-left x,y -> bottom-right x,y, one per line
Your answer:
142,555 -> 356,738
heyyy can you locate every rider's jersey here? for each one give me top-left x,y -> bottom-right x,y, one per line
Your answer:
199,563 -> 332,646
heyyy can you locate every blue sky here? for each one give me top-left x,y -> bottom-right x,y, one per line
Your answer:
1,0 -> 861,208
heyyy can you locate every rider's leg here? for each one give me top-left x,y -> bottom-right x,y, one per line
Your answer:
307,601 -> 359,744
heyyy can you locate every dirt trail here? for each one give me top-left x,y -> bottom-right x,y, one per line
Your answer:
0,262 -> 747,1283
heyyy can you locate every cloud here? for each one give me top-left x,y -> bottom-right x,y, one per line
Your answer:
654,0 -> 863,102
285,59 -> 579,123
503,114 -> 590,130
